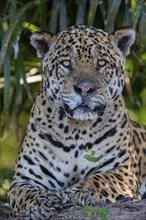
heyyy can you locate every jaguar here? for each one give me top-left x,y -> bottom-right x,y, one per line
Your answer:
8,25 -> 146,219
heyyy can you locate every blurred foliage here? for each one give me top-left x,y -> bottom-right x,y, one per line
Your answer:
0,169 -> 13,201
0,0 -> 146,201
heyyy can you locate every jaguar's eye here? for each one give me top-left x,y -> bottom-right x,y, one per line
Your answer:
97,59 -> 106,67
61,60 -> 72,70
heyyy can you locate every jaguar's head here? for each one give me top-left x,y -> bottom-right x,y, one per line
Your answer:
31,25 -> 135,120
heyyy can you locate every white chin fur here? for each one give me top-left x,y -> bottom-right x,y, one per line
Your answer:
71,108 -> 98,121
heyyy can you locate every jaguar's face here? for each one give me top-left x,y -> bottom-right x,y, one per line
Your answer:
31,25 -> 135,120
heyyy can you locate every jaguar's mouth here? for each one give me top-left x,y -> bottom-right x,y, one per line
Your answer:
74,103 -> 90,110
64,102 -> 105,120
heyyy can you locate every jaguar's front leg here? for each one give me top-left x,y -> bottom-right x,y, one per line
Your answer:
8,182 -> 62,220
61,169 -> 139,207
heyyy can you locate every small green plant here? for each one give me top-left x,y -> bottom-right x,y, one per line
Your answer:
0,203 -> 13,215
83,205 -> 112,220
84,147 -> 103,163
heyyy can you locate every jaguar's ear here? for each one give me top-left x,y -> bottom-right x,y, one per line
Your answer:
30,32 -> 57,59
109,28 -> 135,57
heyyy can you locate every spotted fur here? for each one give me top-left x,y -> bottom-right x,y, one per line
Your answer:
8,25 -> 146,219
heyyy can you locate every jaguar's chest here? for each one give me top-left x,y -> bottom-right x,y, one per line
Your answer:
31,121 -> 129,190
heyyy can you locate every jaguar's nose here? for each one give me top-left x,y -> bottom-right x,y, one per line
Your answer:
74,81 -> 96,97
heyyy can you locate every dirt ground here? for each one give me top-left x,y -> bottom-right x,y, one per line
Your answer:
1,198 -> 146,220
56,198 -> 146,220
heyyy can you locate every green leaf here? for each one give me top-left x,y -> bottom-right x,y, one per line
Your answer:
97,206 -> 112,220
1,47 -> 11,134
138,1 -> 146,48
99,0 -> 107,21
88,0 -> 100,25
84,153 -> 103,163
84,205 -> 97,212
0,204 -> 13,215
50,0 -> 60,33
91,150 -> 96,156
3,50 -> 10,113
85,146 -> 89,152
76,0 -> 87,24
0,1 -> 38,70
134,0 -> 145,29
59,0 -> 67,31
124,0 -> 132,26
105,0 -> 122,32
28,0 -> 46,29
84,154 -> 98,162
22,22 -> 40,32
